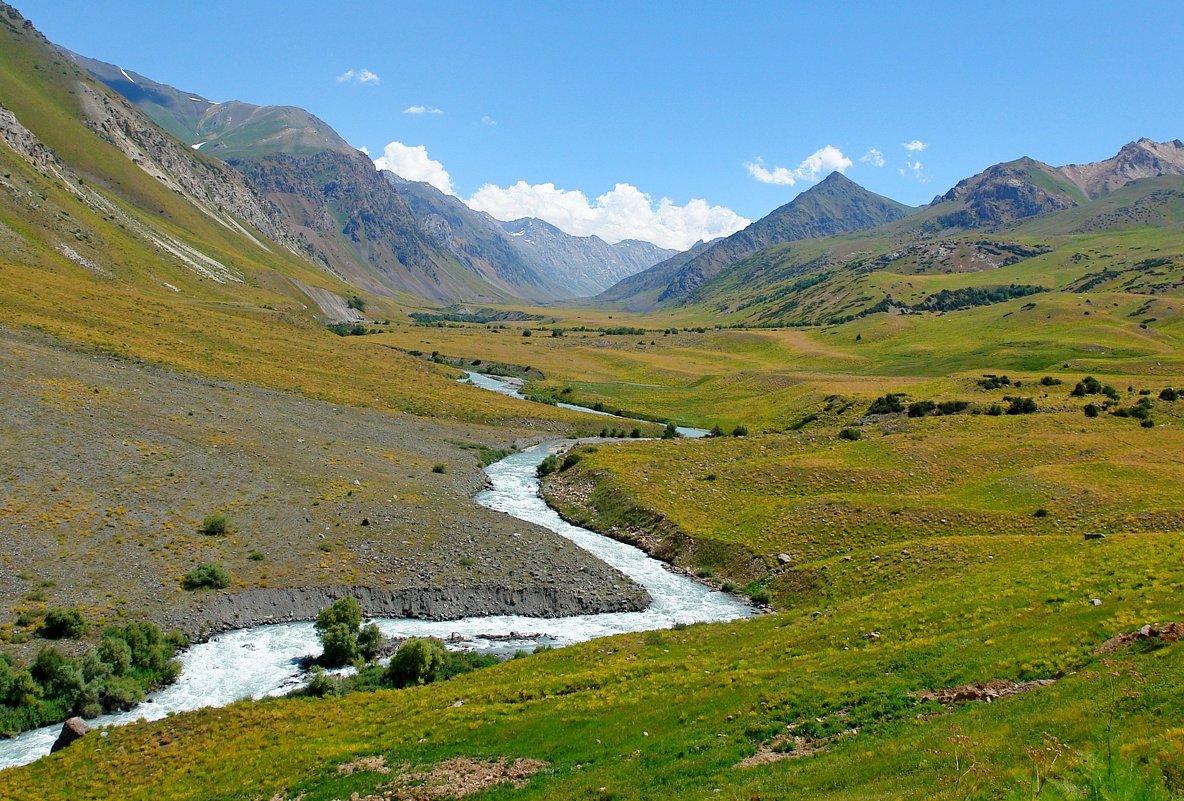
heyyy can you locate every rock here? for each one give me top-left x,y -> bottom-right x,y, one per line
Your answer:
777,553 -> 792,565
51,717 -> 91,753
863,631 -> 881,640
361,517 -> 370,526
1084,532 -> 1106,540
1090,598 -> 1102,606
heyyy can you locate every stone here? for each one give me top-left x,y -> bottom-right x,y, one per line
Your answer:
777,553 -> 792,565
1084,532 -> 1106,540
1090,599 -> 1102,606
50,717 -> 91,753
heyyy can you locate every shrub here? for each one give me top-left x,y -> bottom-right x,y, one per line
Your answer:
630,427 -> 642,438
732,425 -> 748,437
1040,376 -> 1063,386
346,295 -> 365,311
1161,387 -> 1179,401
431,463 -> 447,474
867,394 -> 906,415
358,623 -> 382,661
662,422 -> 680,439
181,564 -> 231,590
1034,508 -> 1049,518
40,608 -> 87,640
908,400 -> 935,418
709,424 -> 724,438
386,637 -> 448,688
748,587 -> 773,606
315,598 -> 365,668
522,329 -> 532,337
537,455 -> 561,477
198,513 -> 230,536
1084,404 -> 1100,418
1006,397 -> 1038,415
977,375 -> 1011,390
987,404 -> 1003,416
1141,418 -> 1155,429
560,452 -> 583,471
936,400 -> 969,415
839,428 -> 863,441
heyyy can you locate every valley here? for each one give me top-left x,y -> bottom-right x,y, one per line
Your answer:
1,2 -> 1183,798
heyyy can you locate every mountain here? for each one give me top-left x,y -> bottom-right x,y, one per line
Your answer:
1057,137 -> 1184,200
384,174 -> 675,298
64,51 -> 547,303
599,172 -> 913,309
497,217 -> 676,297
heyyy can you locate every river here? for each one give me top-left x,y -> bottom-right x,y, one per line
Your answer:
0,383 -> 746,770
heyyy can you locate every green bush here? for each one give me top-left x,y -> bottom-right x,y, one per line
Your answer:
907,400 -> 936,418
537,454 -> 561,477
1084,403 -> 1100,418
314,598 -> 373,668
431,463 -> 448,474
732,425 -> 748,437
661,422 -> 680,439
40,608 -> 88,640
1161,387 -> 1179,401
386,637 -> 448,688
319,624 -> 361,667
867,394 -> 906,415
198,513 -> 230,536
838,428 -> 863,441
1006,397 -> 1038,415
181,563 -> 231,590
346,295 -> 365,311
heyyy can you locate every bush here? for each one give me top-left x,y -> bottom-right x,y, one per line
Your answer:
630,428 -> 642,438
732,425 -> 748,437
431,463 -> 448,474
1006,397 -> 1038,415
181,564 -> 231,590
346,295 -> 365,311
560,452 -> 583,471
1161,387 -> 1179,401
315,598 -> 366,667
908,400 -> 936,418
198,513 -> 230,536
1040,376 -> 1063,386
358,623 -> 382,661
522,329 -> 532,337
987,404 -> 1003,416
748,587 -> 772,606
839,428 -> 863,441
1084,403 -> 1100,418
977,375 -> 1011,390
661,422 -> 680,439
40,608 -> 88,640
537,455 -> 561,477
867,394 -> 906,415
1141,418 -> 1155,428
386,637 -> 448,688
936,400 -> 969,415
316,597 -> 362,633
708,424 -> 724,438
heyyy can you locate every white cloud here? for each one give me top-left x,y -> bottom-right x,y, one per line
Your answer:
404,105 -> 443,115
373,141 -> 454,195
466,181 -> 749,250
860,148 -> 885,167
356,145 -> 370,156
902,139 -> 928,152
745,145 -> 853,186
337,68 -> 380,85
480,115 -> 496,126
899,158 -> 928,182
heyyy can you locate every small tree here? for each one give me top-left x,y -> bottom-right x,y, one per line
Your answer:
315,597 -> 366,668
198,513 -> 230,536
182,564 -> 231,590
40,608 -> 88,639
661,422 -> 680,439
386,637 -> 448,688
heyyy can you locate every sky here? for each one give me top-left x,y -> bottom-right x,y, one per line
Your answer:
16,1 -> 1184,249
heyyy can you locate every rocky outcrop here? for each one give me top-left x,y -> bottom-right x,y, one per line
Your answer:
934,157 -> 1079,228
1097,621 -> 1184,654
1058,138 -> 1184,200
50,717 -> 91,753
174,582 -> 651,640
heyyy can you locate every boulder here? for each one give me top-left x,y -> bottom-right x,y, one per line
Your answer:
776,553 -> 792,565
51,717 -> 91,753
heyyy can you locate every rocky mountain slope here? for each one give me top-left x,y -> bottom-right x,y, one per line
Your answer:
498,216 -> 676,297
1057,137 -> 1184,199
599,173 -> 913,309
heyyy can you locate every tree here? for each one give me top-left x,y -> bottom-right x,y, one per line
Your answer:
315,597 -> 369,667
40,608 -> 88,639
182,563 -> 230,590
386,637 -> 448,688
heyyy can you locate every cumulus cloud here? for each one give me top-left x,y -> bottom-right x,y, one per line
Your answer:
902,139 -> 928,152
860,148 -> 885,167
356,145 -> 370,156
404,105 -> 443,115
373,141 -> 454,195
745,145 -> 853,186
480,115 -> 496,126
337,68 -> 381,85
466,181 -> 749,250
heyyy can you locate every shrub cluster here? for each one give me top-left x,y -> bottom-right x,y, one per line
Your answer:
0,621 -> 185,735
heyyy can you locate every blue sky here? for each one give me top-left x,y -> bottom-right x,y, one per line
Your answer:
17,0 -> 1184,248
